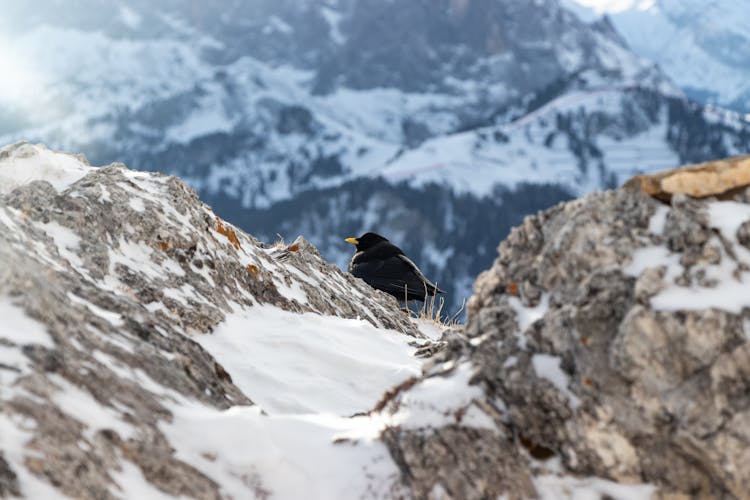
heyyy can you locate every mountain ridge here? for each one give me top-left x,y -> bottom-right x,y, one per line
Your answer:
562,0 -> 750,114
1,0 -> 748,311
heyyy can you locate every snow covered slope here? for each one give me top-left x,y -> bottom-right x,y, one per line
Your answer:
0,142 -> 425,498
0,141 -> 664,499
4,142 -> 748,498
563,0 -> 750,114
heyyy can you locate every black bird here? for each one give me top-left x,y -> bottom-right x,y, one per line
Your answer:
345,232 -> 444,301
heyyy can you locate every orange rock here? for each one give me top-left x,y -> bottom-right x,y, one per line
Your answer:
623,155 -> 750,200
215,216 -> 241,250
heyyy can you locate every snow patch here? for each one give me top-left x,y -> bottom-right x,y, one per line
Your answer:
272,278 -> 308,305
509,294 -> 549,349
532,354 -> 580,408
0,299 -> 54,387
110,455 -> 176,500
128,197 -> 145,212
648,204 -> 669,235
109,237 -> 185,281
393,363 -> 493,430
166,81 -> 235,143
196,304 -> 421,415
423,244 -> 454,271
413,319 -> 445,341
0,143 -> 90,194
38,220 -> 85,269
163,403 -> 401,499
626,201 -> 750,314
535,473 -> 656,500
67,293 -> 124,327
624,245 -> 681,278
49,375 -> 136,441
0,299 -> 54,348
707,201 -> 750,242
0,414 -> 67,499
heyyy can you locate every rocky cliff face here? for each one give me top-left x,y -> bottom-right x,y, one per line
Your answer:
3,142 -> 750,499
378,159 -> 750,498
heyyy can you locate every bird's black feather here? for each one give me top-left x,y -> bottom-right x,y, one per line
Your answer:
346,232 -> 444,301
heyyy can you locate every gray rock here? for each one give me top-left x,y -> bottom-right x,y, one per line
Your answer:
0,142 -> 419,498
0,454 -> 20,497
379,188 -> 750,498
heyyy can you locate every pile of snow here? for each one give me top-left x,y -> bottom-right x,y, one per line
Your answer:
0,142 -> 91,194
198,304 -> 421,415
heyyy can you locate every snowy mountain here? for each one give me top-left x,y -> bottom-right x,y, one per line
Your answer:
3,142 -> 750,498
563,0 -> 750,114
1,0 -> 749,312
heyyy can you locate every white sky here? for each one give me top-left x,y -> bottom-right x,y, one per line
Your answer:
568,0 -> 656,13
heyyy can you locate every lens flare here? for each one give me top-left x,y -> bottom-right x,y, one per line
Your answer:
0,38 -> 41,105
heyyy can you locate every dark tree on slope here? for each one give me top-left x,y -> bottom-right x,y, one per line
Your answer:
667,98 -> 731,163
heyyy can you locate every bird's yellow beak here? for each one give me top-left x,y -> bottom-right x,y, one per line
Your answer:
345,237 -> 358,245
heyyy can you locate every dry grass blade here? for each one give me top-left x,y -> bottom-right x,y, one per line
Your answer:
406,282 -> 459,328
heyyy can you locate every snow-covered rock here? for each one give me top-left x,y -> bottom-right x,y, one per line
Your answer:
377,164 -> 750,498
3,143 -> 750,498
0,142 -> 423,498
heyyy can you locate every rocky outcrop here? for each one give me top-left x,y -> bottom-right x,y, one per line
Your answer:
379,170 -> 750,498
0,142 -> 420,499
